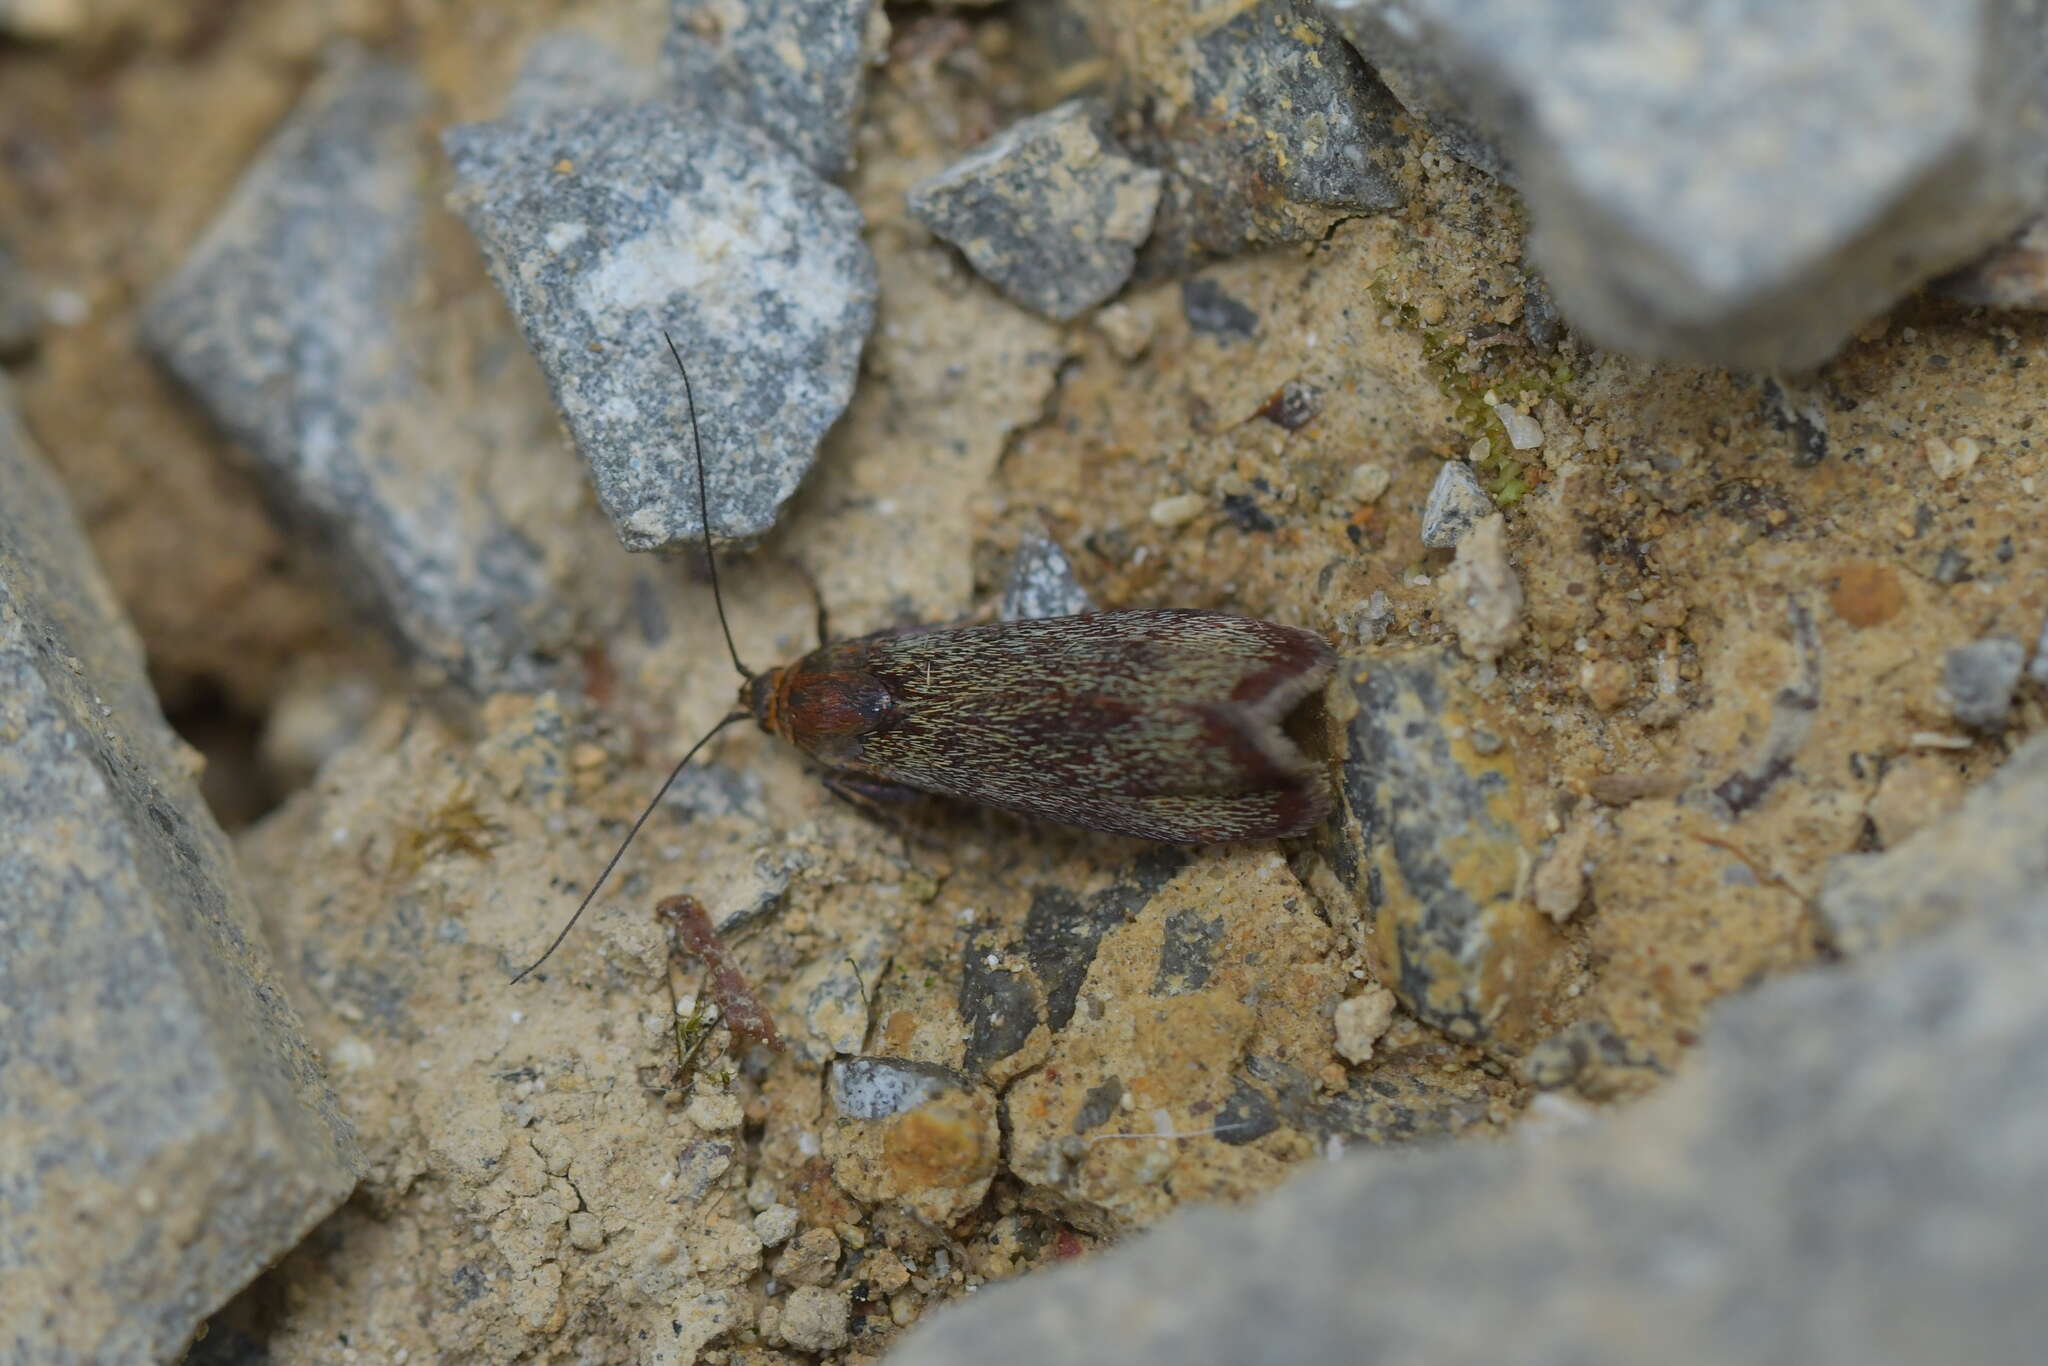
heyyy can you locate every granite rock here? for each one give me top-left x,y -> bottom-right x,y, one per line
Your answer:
1819,732 -> 2048,955
1000,530 -> 1095,621
665,0 -> 882,180
1308,646 -> 1566,1043
1135,0 -> 1407,271
0,381 -> 358,1364
892,889 -> 2048,1366
1314,0 -> 1509,177
1941,635 -> 2027,730
141,58 -> 574,691
1321,0 -> 2048,370
445,101 -> 877,553
1419,459 -> 1493,547
909,99 -> 1162,321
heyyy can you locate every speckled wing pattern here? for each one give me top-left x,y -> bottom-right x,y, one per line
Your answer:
796,609 -> 1334,842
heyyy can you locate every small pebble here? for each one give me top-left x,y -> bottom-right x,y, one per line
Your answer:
1094,301 -> 1154,360
753,1203 -> 800,1249
1532,817 -> 1595,922
1493,403 -> 1544,450
1579,658 -> 1634,712
686,1092 -> 745,1132
1420,460 -> 1496,548
908,98 -> 1161,321
778,1285 -> 852,1352
567,1211 -> 604,1252
1942,637 -> 2026,731
1923,435 -> 1981,480
1333,986 -> 1396,1064
1149,492 -> 1208,528
774,1227 -> 842,1287
1438,513 -> 1524,664
1348,462 -> 1392,504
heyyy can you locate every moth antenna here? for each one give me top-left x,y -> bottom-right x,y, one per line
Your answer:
511,710 -> 747,983
663,330 -> 751,681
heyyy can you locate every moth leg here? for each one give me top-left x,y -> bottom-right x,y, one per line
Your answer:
821,771 -> 930,811
784,559 -> 834,647
820,771 -> 957,849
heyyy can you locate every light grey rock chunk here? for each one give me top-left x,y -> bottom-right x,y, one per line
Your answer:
1820,733 -> 2048,955
909,99 -> 1162,321
1419,459 -> 1493,547
141,59 -> 567,691
503,30 -> 662,116
1143,0 -> 1407,271
0,381 -> 359,1365
1310,647 -> 1563,1042
1000,530 -> 1094,621
444,103 -> 877,553
1320,0 -> 2048,370
1942,635 -> 2027,730
829,1057 -> 969,1120
665,0 -> 879,180
894,885 -> 2048,1366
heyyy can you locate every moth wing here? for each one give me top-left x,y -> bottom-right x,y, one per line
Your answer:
849,610 -> 1334,842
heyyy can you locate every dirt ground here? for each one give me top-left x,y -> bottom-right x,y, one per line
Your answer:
3,2 -> 2043,1363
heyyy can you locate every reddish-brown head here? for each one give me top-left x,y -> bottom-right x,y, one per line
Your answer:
748,662 -> 895,762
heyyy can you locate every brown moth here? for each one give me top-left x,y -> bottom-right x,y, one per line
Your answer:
511,336 -> 1332,982
746,609 -> 1332,842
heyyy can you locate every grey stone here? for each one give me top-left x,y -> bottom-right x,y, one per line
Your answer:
893,886 -> 2048,1366
829,1057 -> 969,1119
1321,0 -> 2048,370
1820,733 -> 2048,955
0,241 -> 42,356
2034,614 -> 2048,686
665,0 -> 880,180
1310,647 -> 1564,1043
1419,459 -> 1493,547
1140,0 -> 1407,271
444,102 -> 877,553
1316,1 -> 1507,176
1933,212 -> 2048,309
141,58 -> 569,691
908,99 -> 1162,321
1180,277 -> 1260,340
1942,635 -> 2027,730
1000,531 -> 1094,621
0,380 -> 359,1365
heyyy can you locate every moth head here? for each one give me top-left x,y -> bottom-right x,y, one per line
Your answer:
743,668 -> 785,736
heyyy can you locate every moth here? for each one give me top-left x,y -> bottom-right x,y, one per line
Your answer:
511,336 -> 1332,982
